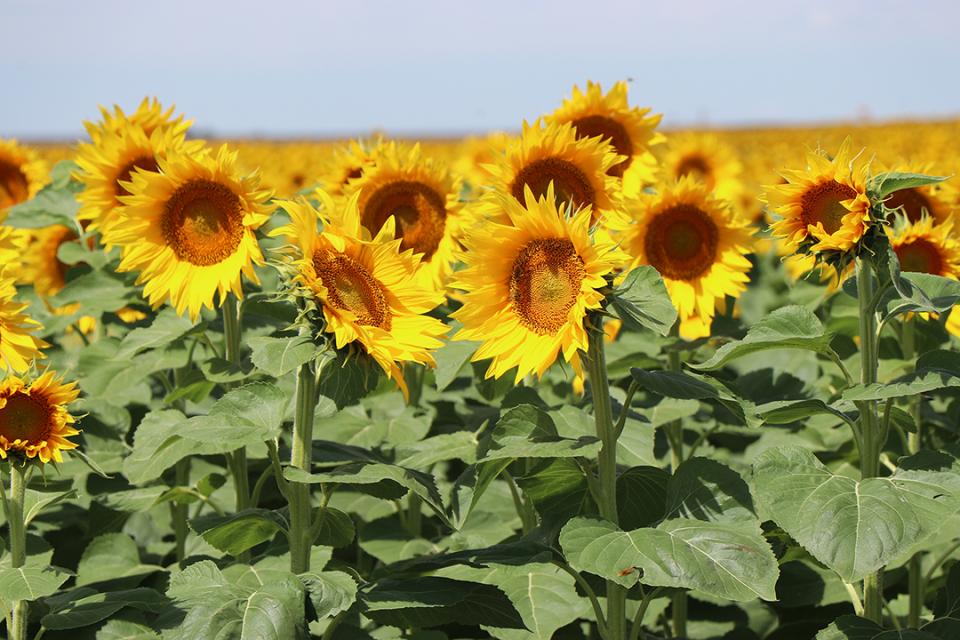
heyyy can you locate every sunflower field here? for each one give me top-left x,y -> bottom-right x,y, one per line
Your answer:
2,83 -> 960,640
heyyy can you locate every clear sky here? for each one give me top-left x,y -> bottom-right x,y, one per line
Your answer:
3,0 -> 959,139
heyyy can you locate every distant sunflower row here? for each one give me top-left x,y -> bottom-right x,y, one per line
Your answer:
3,84 -> 960,464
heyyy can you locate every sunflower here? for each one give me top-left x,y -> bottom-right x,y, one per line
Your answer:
624,178 -> 754,339
75,118 -> 203,236
889,217 -> 960,278
547,80 -> 664,195
452,184 -> 621,382
319,139 -> 381,197
763,139 -> 872,256
877,163 -> 954,225
84,97 -> 190,144
481,120 -> 627,231
660,134 -> 742,203
0,225 -> 28,276
103,145 -> 272,321
270,192 -> 448,395
342,142 -> 464,289
0,139 -> 48,215
0,371 -> 80,464
0,275 -> 48,373
454,131 -> 512,194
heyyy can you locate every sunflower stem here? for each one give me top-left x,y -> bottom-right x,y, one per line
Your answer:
855,258 -> 884,624
289,354 -> 317,574
222,296 -> 250,511
170,367 -> 190,566
665,323 -> 687,639
9,463 -> 28,640
902,317 -> 924,628
586,313 -> 626,640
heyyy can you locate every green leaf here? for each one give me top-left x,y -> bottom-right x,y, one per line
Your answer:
189,509 -> 287,556
924,561 -> 960,639
479,404 -> 601,461
76,533 -> 162,587
437,563 -> 589,639
752,447 -> 960,582
199,357 -> 251,383
395,431 -> 478,469
285,463 -> 449,527
248,335 -> 316,377
843,369 -> 960,401
630,369 -> 759,428
870,171 -> 949,200
361,576 -> 525,629
757,398 -> 855,427
184,382 -> 289,445
434,340 -> 479,390
559,516 -> 778,600
817,615 -> 940,639
313,507 -> 355,548
116,307 -> 195,358
123,410 -> 226,484
48,269 -> 136,315
665,457 -> 755,522
301,570 -> 357,620
609,265 -> 678,336
884,272 -> 960,319
317,349 -> 383,409
617,466 -> 670,529
24,488 -> 78,526
41,587 -> 166,630
167,561 -> 305,640
0,565 -> 69,601
96,619 -> 160,639
691,305 -> 833,370
4,170 -> 81,229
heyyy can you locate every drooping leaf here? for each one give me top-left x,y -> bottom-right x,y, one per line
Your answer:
189,509 -> 287,556
884,272 -> 960,320
752,447 -> 960,582
691,305 -> 834,370
434,340 -> 480,390
608,265 -> 678,336
630,369 -> 759,428
76,533 -> 162,587
870,171 -> 949,200
479,404 -> 601,461
559,516 -> 778,600
664,457 -> 756,522
301,570 -> 357,620
41,587 -> 166,631
312,507 -> 355,548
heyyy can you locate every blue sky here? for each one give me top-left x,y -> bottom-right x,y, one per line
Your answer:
3,0 -> 958,139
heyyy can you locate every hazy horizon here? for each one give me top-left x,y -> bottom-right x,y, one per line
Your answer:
3,0 -> 958,139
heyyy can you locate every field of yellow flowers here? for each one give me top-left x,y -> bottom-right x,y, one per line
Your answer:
2,83 -> 960,640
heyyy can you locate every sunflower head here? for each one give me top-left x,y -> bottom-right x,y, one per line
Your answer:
76,118 -> 203,236
454,131 -> 512,194
270,192 -> 447,396
342,142 -> 464,289
481,120 -> 628,232
0,275 -> 48,373
624,177 -> 754,339
319,138 -> 382,197
103,145 -> 272,321
84,97 -> 190,144
0,225 -> 29,277
548,80 -> 664,194
0,371 -> 80,464
0,139 -> 49,215
452,184 -> 622,382
763,138 -> 874,265
888,216 -> 960,278
661,134 -> 743,203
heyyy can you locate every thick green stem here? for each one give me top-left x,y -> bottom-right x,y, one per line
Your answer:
856,259 -> 883,623
9,464 -> 28,640
222,297 -> 250,515
289,359 -> 318,574
585,314 -> 626,640
665,325 -> 687,638
901,318 -> 924,628
172,459 -> 189,564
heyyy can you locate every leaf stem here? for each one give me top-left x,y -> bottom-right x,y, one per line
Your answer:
552,560 -> 607,637
289,354 -> 318,574
629,587 -> 662,640
585,312 -> 626,640
9,463 -> 28,640
664,323 -> 687,639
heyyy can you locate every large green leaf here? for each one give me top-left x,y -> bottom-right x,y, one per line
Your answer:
248,335 -> 316,377
559,516 -> 778,601
630,369 -> 759,428
361,576 -> 525,629
116,308 -> 196,358
691,305 -> 834,370
608,265 -> 678,336
437,563 -> 589,640
122,410 -> 227,484
184,382 -> 289,444
301,570 -> 357,620
752,447 -> 960,582
285,462 -> 449,526
166,561 -> 305,640
434,340 -> 480,390
479,404 -> 601,461
49,269 -> 137,315
817,615 -> 940,639
75,533 -> 162,587
870,171 -> 949,200
844,369 -> 960,401
884,272 -> 960,319
189,509 -> 287,556
0,565 -> 69,602
4,164 -> 82,229
664,457 -> 756,522
41,587 -> 166,630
